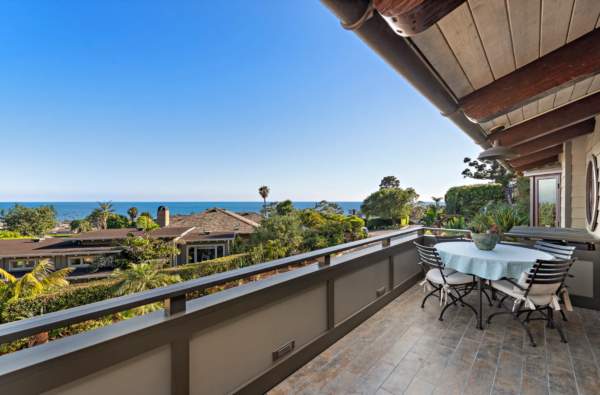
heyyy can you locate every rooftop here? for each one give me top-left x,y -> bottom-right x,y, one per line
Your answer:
0,238 -> 114,258
168,207 -> 260,234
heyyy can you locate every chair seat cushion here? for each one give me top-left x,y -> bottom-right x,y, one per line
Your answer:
490,280 -> 552,307
426,269 -> 473,285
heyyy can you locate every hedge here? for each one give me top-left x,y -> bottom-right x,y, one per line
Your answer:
365,217 -> 409,230
1,253 -> 250,324
444,184 -> 505,217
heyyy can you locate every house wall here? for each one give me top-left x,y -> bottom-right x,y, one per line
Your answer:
176,241 -> 231,266
1,254 -> 105,272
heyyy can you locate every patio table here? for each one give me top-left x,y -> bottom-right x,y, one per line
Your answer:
435,242 -> 554,330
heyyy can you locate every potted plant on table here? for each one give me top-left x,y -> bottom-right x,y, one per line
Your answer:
470,219 -> 502,251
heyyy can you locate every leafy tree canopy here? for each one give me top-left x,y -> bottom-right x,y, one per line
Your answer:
462,158 -> 516,203
0,203 -> 58,237
276,200 -> 295,216
135,216 -> 160,231
379,176 -> 400,190
313,200 -> 344,214
139,212 -> 153,219
107,214 -> 132,229
361,187 -> 418,225
70,219 -> 92,234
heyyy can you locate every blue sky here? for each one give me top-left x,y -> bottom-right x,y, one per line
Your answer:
0,0 -> 485,202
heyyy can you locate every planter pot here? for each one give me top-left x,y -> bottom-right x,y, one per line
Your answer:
471,233 -> 500,251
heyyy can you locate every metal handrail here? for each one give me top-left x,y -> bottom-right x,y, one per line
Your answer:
0,226 -> 423,344
421,227 -> 471,233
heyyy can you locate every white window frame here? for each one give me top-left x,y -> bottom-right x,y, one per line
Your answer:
68,256 -> 96,267
187,244 -> 225,264
9,259 -> 39,271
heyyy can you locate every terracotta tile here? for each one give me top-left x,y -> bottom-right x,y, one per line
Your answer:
382,352 -> 426,394
411,327 -> 445,357
308,348 -> 358,389
493,350 -> 523,394
463,359 -> 496,395
437,315 -> 471,350
547,364 -> 578,395
572,357 -> 600,395
375,388 -> 394,395
349,360 -> 394,395
522,351 -> 547,382
463,317 -> 486,342
288,382 -> 319,395
416,344 -> 455,385
320,331 -> 360,362
403,377 -> 436,395
319,370 -> 360,395
267,355 -> 327,395
502,331 -> 525,355
380,325 -> 426,366
565,330 -> 595,362
520,376 -> 549,395
476,331 -> 504,365
545,337 -> 572,371
431,339 -> 479,395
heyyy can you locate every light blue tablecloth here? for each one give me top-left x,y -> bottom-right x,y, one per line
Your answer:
435,242 -> 554,280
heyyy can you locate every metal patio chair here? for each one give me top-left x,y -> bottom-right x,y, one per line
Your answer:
486,257 -> 576,347
414,242 -> 478,321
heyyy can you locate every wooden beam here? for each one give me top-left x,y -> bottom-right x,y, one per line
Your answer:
489,92 -> 600,146
513,119 -> 595,156
508,145 -> 563,168
513,155 -> 560,174
375,0 -> 467,37
460,29 -> 600,123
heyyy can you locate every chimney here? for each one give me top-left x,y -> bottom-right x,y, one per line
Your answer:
157,206 -> 169,228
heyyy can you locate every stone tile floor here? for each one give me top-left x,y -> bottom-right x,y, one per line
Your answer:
267,284 -> 600,395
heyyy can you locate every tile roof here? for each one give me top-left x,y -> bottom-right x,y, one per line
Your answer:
69,228 -> 145,240
148,227 -> 195,238
236,212 -> 263,223
168,207 -> 260,234
0,238 -> 115,258
181,232 -> 236,242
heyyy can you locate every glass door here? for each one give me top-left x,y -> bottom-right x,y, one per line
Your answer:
534,175 -> 560,227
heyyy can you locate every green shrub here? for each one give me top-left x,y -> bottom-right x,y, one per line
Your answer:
1,253 -> 251,324
365,217 -> 408,230
445,184 -> 505,218
0,230 -> 23,239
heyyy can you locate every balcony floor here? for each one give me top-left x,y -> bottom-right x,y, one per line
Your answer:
267,283 -> 600,395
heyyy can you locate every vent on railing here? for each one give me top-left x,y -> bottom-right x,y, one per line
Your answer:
272,340 -> 295,361
377,286 -> 386,297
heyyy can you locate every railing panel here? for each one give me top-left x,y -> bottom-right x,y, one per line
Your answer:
393,242 -> 422,288
334,257 -> 389,326
189,283 -> 327,395
42,345 -> 171,395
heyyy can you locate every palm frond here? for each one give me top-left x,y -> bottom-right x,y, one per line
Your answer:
39,267 -> 74,290
30,260 -> 53,282
0,268 -> 16,283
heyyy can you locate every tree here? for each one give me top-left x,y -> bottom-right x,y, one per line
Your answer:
361,188 -> 417,225
70,219 -> 92,234
135,216 -> 160,231
127,207 -> 139,225
379,176 -> 400,190
252,212 -> 304,257
93,201 -> 116,230
111,262 -> 182,296
462,158 -> 516,203
0,203 -> 58,237
313,200 -> 344,214
139,212 -> 153,219
258,186 -> 270,216
432,197 -> 443,211
260,202 -> 278,217
276,200 -> 295,216
0,261 -> 73,322
107,214 -> 132,229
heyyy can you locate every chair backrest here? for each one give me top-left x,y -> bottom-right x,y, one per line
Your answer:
414,242 -> 444,271
521,258 -> 576,296
534,241 -> 575,260
435,235 -> 470,243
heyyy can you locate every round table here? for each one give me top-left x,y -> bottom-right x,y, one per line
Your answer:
435,242 -> 554,330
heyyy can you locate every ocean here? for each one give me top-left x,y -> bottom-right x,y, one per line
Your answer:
0,201 -> 444,221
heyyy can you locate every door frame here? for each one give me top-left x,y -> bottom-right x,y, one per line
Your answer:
531,173 -> 561,227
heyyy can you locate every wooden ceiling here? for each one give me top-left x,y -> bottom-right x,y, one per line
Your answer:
409,0 -> 600,134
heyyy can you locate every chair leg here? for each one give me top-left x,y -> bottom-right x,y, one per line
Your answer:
481,289 -> 493,307
513,310 -> 537,347
498,294 -> 509,308
559,309 -> 568,322
421,284 -> 441,308
538,308 -> 568,343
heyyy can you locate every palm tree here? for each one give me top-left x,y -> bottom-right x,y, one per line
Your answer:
0,260 -> 74,324
127,207 -> 139,226
259,186 -> 270,216
432,197 -> 443,212
111,262 -> 182,296
95,200 -> 116,229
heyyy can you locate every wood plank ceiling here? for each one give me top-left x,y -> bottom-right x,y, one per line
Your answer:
410,0 -> 600,135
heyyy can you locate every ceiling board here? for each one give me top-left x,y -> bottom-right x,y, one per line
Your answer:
479,121 -> 494,134
492,114 -> 510,126
469,0 -> 515,79
507,108 -> 524,125
522,101 -> 539,119
588,75 -> 600,93
410,25 -> 474,98
437,3 -> 494,90
571,76 -> 595,100
554,85 -> 576,107
567,0 -> 600,42
540,0 -> 575,56
538,94 -> 556,113
507,0 -> 541,68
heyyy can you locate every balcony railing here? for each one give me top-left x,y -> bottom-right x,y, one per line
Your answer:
0,226 -> 429,395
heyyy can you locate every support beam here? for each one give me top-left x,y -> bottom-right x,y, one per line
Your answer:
508,145 -> 563,168
489,92 -> 600,146
460,29 -> 600,123
513,119 -> 595,156
375,0 -> 467,37
514,155 -> 560,174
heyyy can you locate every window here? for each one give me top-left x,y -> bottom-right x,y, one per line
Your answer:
9,260 -> 38,271
531,174 -> 560,227
69,257 -> 95,267
187,245 -> 225,264
586,155 -> 598,230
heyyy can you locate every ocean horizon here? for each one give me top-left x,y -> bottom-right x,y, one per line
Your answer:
0,201 -> 445,221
